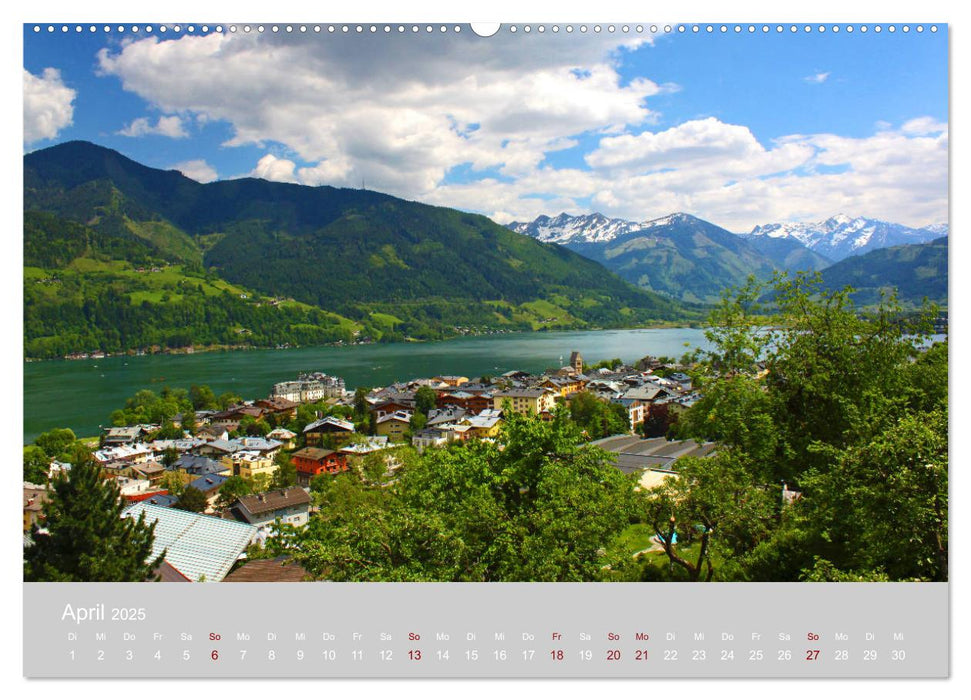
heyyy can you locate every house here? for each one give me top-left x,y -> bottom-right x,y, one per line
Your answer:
492,388 -> 557,416
412,428 -> 450,452
431,375 -> 470,387
187,473 -> 230,508
195,424 -> 229,442
271,373 -> 345,403
437,390 -> 493,414
220,451 -> 277,481
23,484 -> 48,532
116,477 -> 168,504
266,427 -> 297,449
92,442 -> 155,466
254,397 -> 299,420
303,416 -> 356,446
426,406 -> 467,428
102,425 -> 157,446
233,487 -> 312,530
540,376 -> 584,399
370,398 -> 415,421
170,454 -> 224,480
130,460 -> 166,485
292,447 -> 349,486
123,503 -> 258,582
376,411 -> 413,442
459,408 -> 504,439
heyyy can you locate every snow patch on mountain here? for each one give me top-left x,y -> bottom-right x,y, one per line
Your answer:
747,215 -> 944,261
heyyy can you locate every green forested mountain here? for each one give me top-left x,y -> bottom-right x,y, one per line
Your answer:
819,236 -> 948,305
736,233 -> 833,273
565,214 -> 778,304
24,141 -> 694,358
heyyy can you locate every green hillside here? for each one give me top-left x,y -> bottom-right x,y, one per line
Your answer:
819,236 -> 948,306
24,141 -> 696,358
567,214 -> 778,304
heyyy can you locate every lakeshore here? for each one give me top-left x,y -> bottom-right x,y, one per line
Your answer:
24,327 -> 711,443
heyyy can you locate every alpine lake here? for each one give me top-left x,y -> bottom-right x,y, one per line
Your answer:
23,327 -> 711,443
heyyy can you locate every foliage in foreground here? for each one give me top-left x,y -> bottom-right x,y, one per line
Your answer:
270,413 -> 637,581
24,455 -> 164,582
646,273 -> 947,582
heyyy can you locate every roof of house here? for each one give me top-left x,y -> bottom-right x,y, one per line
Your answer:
303,415 -> 355,433
188,473 -> 230,494
172,454 -> 224,475
494,388 -> 550,399
223,556 -> 310,583
23,485 -> 48,513
236,487 -> 312,516
123,503 -> 257,582
590,435 -> 717,474
153,560 -> 192,582
143,493 -> 179,508
377,410 -> 412,425
266,427 -> 296,439
292,447 -> 339,462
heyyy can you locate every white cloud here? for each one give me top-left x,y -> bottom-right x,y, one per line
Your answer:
173,159 -> 218,183
23,68 -> 76,144
900,116 -> 947,135
96,31 -> 657,197
95,33 -> 945,231
118,115 -> 188,138
249,154 -> 298,183
804,71 -> 830,84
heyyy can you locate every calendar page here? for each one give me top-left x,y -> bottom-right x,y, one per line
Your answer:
20,15 -> 949,681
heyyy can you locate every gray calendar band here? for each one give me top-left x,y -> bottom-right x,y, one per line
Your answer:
24,582 -> 948,678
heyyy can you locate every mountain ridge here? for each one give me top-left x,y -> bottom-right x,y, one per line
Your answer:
24,141 -> 694,358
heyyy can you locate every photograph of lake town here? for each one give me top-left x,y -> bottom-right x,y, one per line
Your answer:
22,24 -> 947,584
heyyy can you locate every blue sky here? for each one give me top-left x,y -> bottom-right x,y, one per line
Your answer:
23,22 -> 948,230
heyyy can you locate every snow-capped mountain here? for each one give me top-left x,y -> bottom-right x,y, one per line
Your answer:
507,212 -> 648,244
507,212 -> 777,304
747,215 -> 946,262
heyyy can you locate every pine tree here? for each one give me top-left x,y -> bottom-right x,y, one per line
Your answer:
24,455 -> 164,582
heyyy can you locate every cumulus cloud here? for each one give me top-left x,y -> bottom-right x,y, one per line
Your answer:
95,32 -> 945,230
96,31 -> 657,197
249,154 -> 299,183
118,115 -> 188,138
804,71 -> 830,84
23,68 -> 76,144
173,159 -> 218,183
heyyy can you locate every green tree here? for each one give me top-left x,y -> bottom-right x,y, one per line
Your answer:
174,485 -> 208,513
568,391 -> 629,440
282,412 -> 636,581
414,386 -> 438,415
24,456 -> 164,582
638,451 -> 776,581
270,452 -> 297,489
661,272 -> 945,581
189,384 -> 218,410
34,428 -> 77,457
23,446 -> 49,484
216,475 -> 252,510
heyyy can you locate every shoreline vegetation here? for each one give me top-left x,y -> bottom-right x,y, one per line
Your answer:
24,319 -> 705,363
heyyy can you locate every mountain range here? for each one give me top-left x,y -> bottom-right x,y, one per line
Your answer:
746,214 -> 946,261
23,141 -> 690,359
508,211 -> 947,304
